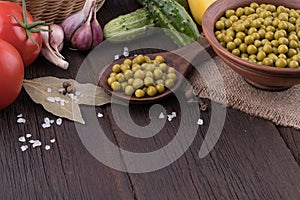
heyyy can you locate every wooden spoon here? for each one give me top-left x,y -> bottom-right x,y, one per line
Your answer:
98,38 -> 212,104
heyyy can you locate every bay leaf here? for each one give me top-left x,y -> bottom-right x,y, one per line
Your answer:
23,78 -> 85,124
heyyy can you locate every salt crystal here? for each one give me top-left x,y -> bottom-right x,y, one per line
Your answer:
123,51 -> 129,57
44,117 -> 50,124
18,136 -> 26,142
167,115 -> 173,122
50,139 -> 56,143
58,88 -> 65,93
17,114 -> 23,118
17,118 -> 26,124
124,47 -> 129,52
97,113 -> 104,118
54,97 -> 61,102
171,112 -> 177,118
45,145 -> 51,150
50,120 -> 55,124
159,112 -> 165,119
197,118 -> 204,126
20,145 -> 29,152
56,118 -> 62,126
60,101 -> 65,106
42,123 -> 51,129
32,140 -> 42,148
75,91 -> 81,96
47,88 -> 52,93
114,54 -> 119,60
46,97 -> 56,103
26,134 -> 32,138
29,140 -> 36,143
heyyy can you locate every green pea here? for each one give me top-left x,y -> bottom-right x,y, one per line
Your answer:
156,84 -> 165,93
275,58 -> 287,68
132,78 -> 144,89
232,48 -> 241,56
287,49 -> 297,58
289,60 -> 299,68
144,77 -> 154,87
225,9 -> 235,18
289,40 -> 298,49
257,51 -> 266,61
244,35 -> 254,45
164,79 -> 175,89
248,45 -> 259,54
146,86 -> 157,97
271,40 -> 279,47
278,44 -> 288,54
234,38 -> 242,46
263,44 -> 273,53
135,89 -> 145,98
265,31 -> 274,40
107,77 -> 117,86
239,43 -> 247,53
111,81 -> 122,91
116,73 -> 125,82
226,41 -> 236,51
125,85 -> 135,95
112,64 -> 121,73
215,21 -> 225,30
167,73 -> 177,81
262,57 -> 274,66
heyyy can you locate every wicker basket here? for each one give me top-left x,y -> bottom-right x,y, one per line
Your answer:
8,0 -> 105,24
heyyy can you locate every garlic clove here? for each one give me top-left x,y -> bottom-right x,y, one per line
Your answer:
40,25 -> 69,69
61,12 -> 86,41
91,11 -> 103,48
71,22 -> 93,51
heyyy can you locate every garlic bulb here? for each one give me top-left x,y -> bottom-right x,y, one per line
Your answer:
61,0 -> 103,51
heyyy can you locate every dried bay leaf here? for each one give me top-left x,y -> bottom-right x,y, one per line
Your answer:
23,76 -> 125,124
23,78 -> 85,124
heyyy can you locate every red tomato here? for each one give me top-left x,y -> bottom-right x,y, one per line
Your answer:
0,1 -> 42,67
0,39 -> 24,110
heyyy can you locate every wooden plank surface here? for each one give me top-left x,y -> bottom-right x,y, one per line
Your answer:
0,0 -> 300,199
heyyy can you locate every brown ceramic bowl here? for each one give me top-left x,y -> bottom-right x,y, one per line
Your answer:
202,0 -> 300,91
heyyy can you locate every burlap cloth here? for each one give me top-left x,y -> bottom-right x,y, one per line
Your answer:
188,56 -> 300,130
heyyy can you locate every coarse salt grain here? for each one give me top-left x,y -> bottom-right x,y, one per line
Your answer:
123,51 -> 129,57
20,145 -> 29,152
171,112 -> 177,118
18,136 -> 26,142
44,117 -> 50,124
114,54 -> 119,60
50,139 -> 56,143
17,114 -> 23,118
32,140 -> 42,148
97,113 -> 104,118
124,47 -> 129,52
42,123 -> 51,129
56,118 -> 62,126
50,120 -> 55,124
167,115 -> 173,122
159,112 -> 165,119
47,88 -> 52,93
58,88 -> 65,93
45,145 -> 51,150
46,97 -> 56,103
17,118 -> 26,124
26,134 -> 32,138
197,118 -> 204,126
54,97 -> 61,102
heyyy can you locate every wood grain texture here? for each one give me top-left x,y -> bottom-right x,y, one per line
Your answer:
0,0 -> 299,200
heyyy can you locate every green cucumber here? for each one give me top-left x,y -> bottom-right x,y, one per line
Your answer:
143,0 -> 200,46
103,8 -> 155,42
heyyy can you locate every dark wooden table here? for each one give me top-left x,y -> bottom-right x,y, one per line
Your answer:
1,0 -> 300,199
